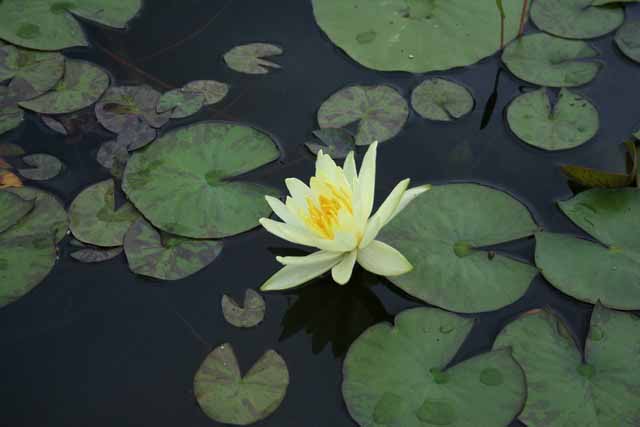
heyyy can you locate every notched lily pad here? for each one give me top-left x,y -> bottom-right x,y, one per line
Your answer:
305,128 -> 355,159
18,154 -> 63,181
183,80 -> 229,105
157,89 -> 205,119
0,190 -> 33,233
411,78 -> 474,122
531,0 -> 624,40
0,44 -> 64,100
616,19 -> 640,64
95,85 -> 170,134
221,289 -> 266,328
224,43 -> 283,74
70,246 -> 123,263
0,88 -> 23,136
5,187 -> 68,242
96,140 -> 130,178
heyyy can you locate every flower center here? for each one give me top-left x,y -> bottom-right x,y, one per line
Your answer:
303,181 -> 353,239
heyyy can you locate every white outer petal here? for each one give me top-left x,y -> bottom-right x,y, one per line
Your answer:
356,141 -> 378,223
276,250 -> 343,266
260,253 -> 344,291
360,178 -> 410,248
331,249 -> 357,285
260,218 -> 320,248
389,184 -> 432,221
265,195 -> 303,227
343,151 -> 358,192
285,178 -> 313,202
357,240 -> 413,277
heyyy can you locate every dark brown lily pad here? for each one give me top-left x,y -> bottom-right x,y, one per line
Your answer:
95,85 -> 170,133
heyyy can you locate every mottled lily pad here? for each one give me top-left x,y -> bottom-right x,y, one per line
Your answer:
223,43 -> 282,74
194,344 -> 289,425
123,122 -> 280,239
378,183 -> 538,313
95,85 -> 170,133
0,0 -> 142,51
115,116 -> 157,151
343,307 -> 526,427
531,0 -> 624,40
411,78 -> 474,122
18,154 -> 63,181
305,128 -> 355,159
0,190 -> 33,233
69,179 -> 140,247
70,245 -> 122,263
124,218 -> 223,281
157,89 -> 205,119
221,289 -> 266,328
494,306 -> 640,427
507,88 -> 599,151
0,88 -> 23,136
616,20 -> 640,64
96,140 -> 129,172
535,188 -> 640,309
19,60 -> 109,114
502,33 -> 602,87
183,80 -> 229,105
0,44 -> 64,100
318,85 -> 408,146
5,187 -> 68,242
312,0 -> 525,73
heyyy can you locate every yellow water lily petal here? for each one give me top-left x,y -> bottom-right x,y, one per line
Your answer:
390,184 -> 432,221
356,141 -> 378,223
276,250 -> 343,266
331,249 -> 357,285
260,254 -> 343,291
259,218 -> 320,248
360,178 -> 410,248
285,177 -> 313,204
343,151 -> 358,191
265,195 -> 303,227
357,240 -> 413,277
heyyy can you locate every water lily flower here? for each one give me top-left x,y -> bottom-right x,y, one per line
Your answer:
259,141 -> 430,291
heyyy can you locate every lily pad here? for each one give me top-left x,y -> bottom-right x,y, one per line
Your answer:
0,0 -> 142,51
530,0 -> 624,40
343,307 -> 526,427
123,122 -> 280,239
5,187 -> 68,242
0,190 -> 33,233
95,85 -> 170,133
41,115 -> 68,135
223,43 -> 282,74
96,140 -> 129,171
183,80 -> 229,105
194,344 -> 289,425
318,85 -> 408,146
502,33 -> 602,87
69,179 -> 140,247
0,89 -> 23,136
124,218 -> 223,281
411,78 -> 474,122
312,0 -> 524,73
615,19 -> 640,64
70,246 -> 123,263
0,44 -> 64,100
494,306 -> 640,427
18,154 -> 63,181
561,141 -> 637,188
221,289 -> 266,328
19,60 -> 110,114
157,89 -> 204,119
0,143 -> 25,157
507,88 -> 599,151
378,183 -> 538,313
115,116 -> 157,151
305,128 -> 355,159
535,188 -> 640,309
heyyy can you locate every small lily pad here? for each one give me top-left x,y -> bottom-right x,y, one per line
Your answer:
182,80 -> 229,105
157,89 -> 205,119
5,187 -> 68,242
305,128 -> 355,159
69,179 -> 140,247
221,289 -> 266,328
115,116 -> 157,151
18,154 -> 63,181
411,78 -> 474,122
0,44 -> 64,100
223,43 -> 283,74
615,19 -> 640,64
0,190 -> 33,233
507,88 -> 599,151
318,85 -> 408,146
124,218 -> 223,281
0,89 -> 23,136
194,344 -> 289,425
95,85 -> 170,133
343,307 -> 526,427
502,33 -> 602,87
531,0 -> 624,40
70,246 -> 123,263
19,60 -> 110,114
41,115 -> 68,135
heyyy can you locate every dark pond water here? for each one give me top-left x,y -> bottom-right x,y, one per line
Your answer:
2,1 -> 640,426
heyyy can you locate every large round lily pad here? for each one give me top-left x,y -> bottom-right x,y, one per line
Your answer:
124,219 -> 223,281
535,188 -> 640,309
0,44 -> 64,100
69,179 -> 140,247
123,122 -> 280,239
411,78 -> 474,122
194,343 -> 289,425
616,20 -> 640,64
494,306 -> 640,426
531,0 -> 624,40
0,190 -> 33,233
0,0 -> 142,51
312,0 -> 525,73
318,85 -> 408,146
507,88 -> 599,151
378,183 -> 538,313
502,33 -> 602,87
343,307 -> 526,427
5,187 -> 68,242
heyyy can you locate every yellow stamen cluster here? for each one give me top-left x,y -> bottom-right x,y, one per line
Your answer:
303,180 -> 353,239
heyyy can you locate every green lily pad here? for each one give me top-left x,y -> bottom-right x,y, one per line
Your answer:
530,0 -> 624,40
182,80 -> 229,105
507,88 -> 599,151
378,183 -> 538,313
157,89 -> 204,119
194,344 -> 289,425
95,85 -> 170,133
221,289 -> 266,328
115,117 -> 157,151
0,0 -> 142,51
535,188 -> 640,309
343,307 -> 526,427
616,20 -> 640,64
123,122 -> 280,239
5,187 -> 68,243
70,246 -> 123,263
502,33 -> 602,87
411,78 -> 474,122
69,179 -> 140,247
305,128 -> 355,159
312,0 -> 524,73
0,44 -> 64,100
0,88 -> 23,136
318,85 -> 408,146
18,154 -> 63,181
19,60 -> 109,114
124,218 -> 223,281
223,43 -> 283,74
96,140 -> 129,173
494,306 -> 640,427
0,190 -> 33,233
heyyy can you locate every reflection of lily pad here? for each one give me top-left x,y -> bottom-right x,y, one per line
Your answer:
378,184 -> 538,313
0,0 -> 142,51
224,43 -> 282,74
5,187 -> 68,242
95,85 -> 170,133
502,33 -> 602,87
69,179 -> 140,247
183,80 -> 229,105
124,218 -> 223,281
71,246 -> 123,263
318,85 -> 408,146
494,306 -> 640,427
343,307 -> 526,427
535,188 -> 640,309
221,289 -> 265,328
312,0 -> 524,72
411,78 -> 474,122
0,190 -> 33,233
531,0 -> 624,40
157,89 -> 204,119
123,122 -> 280,239
0,44 -> 64,100
194,344 -> 289,425
507,88 -> 599,151
305,128 -> 355,159
616,20 -> 640,64
19,60 -> 109,114
19,154 -> 63,181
